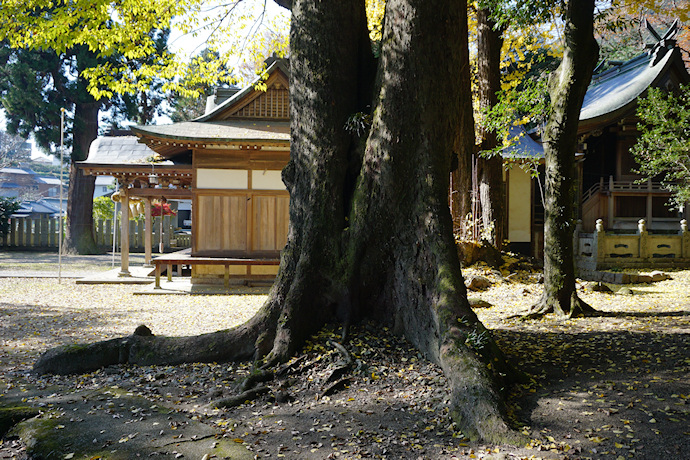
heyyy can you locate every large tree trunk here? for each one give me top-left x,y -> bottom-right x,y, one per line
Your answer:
33,0 -> 524,444
476,9 -> 505,249
449,0 -> 475,234
528,0 -> 599,318
345,0 -> 521,442
63,99 -> 99,254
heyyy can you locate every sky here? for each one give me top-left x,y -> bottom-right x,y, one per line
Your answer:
168,0 -> 289,73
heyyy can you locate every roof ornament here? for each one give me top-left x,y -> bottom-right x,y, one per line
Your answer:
645,18 -> 680,67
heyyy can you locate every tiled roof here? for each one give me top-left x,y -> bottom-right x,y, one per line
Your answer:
82,136 -> 160,165
0,167 -> 33,175
37,176 -> 61,185
502,125 -> 544,159
130,120 -> 290,143
81,136 -> 190,166
580,47 -> 686,124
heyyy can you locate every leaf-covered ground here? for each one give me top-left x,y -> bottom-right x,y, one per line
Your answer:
0,255 -> 689,459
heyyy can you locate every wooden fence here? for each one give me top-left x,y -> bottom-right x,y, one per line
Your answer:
1,216 -> 190,251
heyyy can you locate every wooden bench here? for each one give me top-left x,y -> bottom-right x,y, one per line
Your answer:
152,251 -> 280,288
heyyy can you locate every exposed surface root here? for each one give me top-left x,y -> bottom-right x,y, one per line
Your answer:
213,385 -> 271,408
440,333 -> 529,446
33,322 -> 262,375
321,377 -> 352,398
524,292 -> 600,320
238,369 -> 274,393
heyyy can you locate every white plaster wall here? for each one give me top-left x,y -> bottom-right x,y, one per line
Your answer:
196,169 -> 248,189
251,170 -> 286,190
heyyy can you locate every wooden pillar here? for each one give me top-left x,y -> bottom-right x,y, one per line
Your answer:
607,175 -> 614,228
159,213 -> 164,253
119,182 -> 131,276
144,197 -> 152,266
646,179 -> 653,228
595,219 -> 606,269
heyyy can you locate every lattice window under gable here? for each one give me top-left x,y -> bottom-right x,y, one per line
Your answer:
234,87 -> 289,119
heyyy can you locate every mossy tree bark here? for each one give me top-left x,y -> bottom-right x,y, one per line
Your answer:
528,0 -> 599,318
34,0 -> 524,444
344,0 -> 521,442
476,8 -> 505,250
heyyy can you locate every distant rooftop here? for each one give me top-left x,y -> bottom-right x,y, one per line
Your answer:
83,136 -> 187,166
502,126 -> 544,159
0,167 -> 33,175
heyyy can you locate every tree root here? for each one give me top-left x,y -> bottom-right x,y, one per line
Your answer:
321,377 -> 352,398
524,292 -> 599,320
440,334 -> 530,446
328,340 -> 352,366
275,355 -> 309,377
212,385 -> 271,409
238,369 -> 274,393
33,323 -> 261,375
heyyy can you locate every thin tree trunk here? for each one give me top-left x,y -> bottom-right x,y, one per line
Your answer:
476,8 -> 505,249
529,0 -> 599,318
64,100 -> 99,255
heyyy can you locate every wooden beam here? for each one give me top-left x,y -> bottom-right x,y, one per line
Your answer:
128,188 -> 192,198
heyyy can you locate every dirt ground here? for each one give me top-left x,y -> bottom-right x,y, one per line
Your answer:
0,254 -> 689,459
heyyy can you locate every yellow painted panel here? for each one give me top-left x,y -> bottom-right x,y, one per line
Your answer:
508,168 -> 532,243
192,265 -> 248,276
251,265 -> 279,275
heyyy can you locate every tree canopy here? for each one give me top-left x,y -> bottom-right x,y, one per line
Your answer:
632,84 -> 690,210
0,0 -> 288,100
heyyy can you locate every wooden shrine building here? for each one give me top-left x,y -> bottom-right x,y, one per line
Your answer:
80,132 -> 193,273
132,59 -> 290,283
80,59 -> 290,283
506,25 -> 690,258
577,31 -> 690,232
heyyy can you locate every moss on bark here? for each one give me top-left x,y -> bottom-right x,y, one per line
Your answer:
528,0 -> 599,319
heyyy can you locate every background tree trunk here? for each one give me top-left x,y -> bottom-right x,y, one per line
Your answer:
529,0 -> 599,317
449,0 -> 475,235
476,8 -> 505,249
63,100 -> 99,254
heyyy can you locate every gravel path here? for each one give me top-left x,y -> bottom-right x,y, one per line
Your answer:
0,251 -> 147,278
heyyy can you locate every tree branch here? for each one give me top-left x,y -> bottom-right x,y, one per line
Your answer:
272,0 -> 292,10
